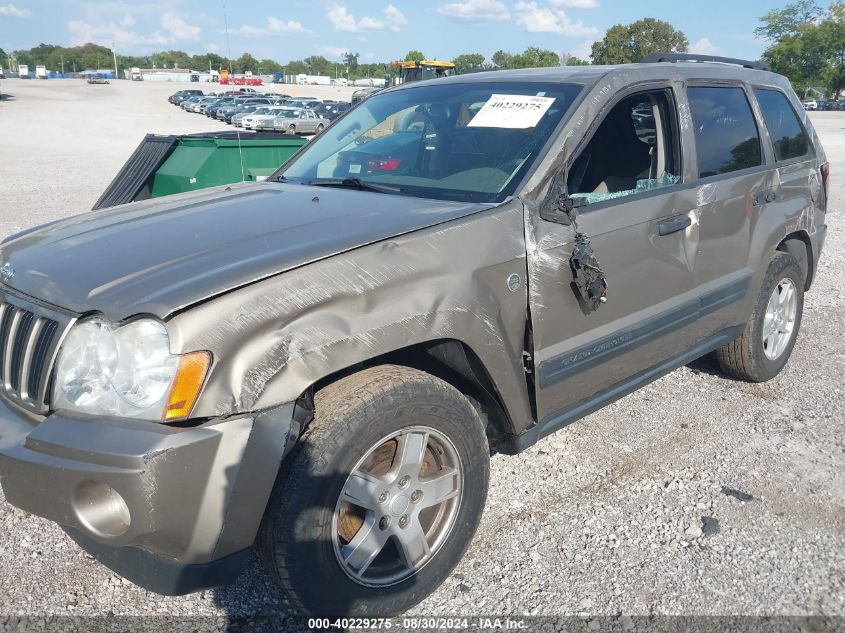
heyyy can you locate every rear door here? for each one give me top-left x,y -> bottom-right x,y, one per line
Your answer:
679,84 -> 773,334
750,86 -> 820,280
304,110 -> 317,132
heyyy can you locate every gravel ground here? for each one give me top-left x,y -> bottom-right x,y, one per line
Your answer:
0,79 -> 842,628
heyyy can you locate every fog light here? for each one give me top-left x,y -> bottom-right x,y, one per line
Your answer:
72,481 -> 131,538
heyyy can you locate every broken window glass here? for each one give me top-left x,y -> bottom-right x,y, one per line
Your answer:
567,89 -> 679,205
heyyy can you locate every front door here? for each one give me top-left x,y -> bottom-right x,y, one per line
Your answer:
527,87 -> 701,430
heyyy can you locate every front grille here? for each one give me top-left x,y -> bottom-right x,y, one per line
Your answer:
0,290 -> 75,414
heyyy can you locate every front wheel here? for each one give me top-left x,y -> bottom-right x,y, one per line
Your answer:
287,124 -> 296,134
316,123 -> 325,133
716,252 -> 804,382
258,365 -> 490,616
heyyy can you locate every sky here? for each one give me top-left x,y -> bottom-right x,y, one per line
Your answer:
0,0 -> 778,64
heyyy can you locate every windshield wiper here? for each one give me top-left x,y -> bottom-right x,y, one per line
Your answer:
308,178 -> 404,194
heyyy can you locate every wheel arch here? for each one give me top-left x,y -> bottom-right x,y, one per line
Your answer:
300,338 -> 518,451
776,230 -> 814,290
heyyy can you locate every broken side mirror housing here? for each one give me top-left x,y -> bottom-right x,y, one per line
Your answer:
539,174 -> 584,226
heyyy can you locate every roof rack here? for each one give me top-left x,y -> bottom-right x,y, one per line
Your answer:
641,52 -> 770,71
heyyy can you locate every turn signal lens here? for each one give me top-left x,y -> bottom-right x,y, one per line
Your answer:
162,351 -> 211,422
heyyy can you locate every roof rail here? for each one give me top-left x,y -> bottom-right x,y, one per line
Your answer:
641,52 -> 770,71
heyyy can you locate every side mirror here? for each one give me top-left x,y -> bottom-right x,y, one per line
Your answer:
540,191 -> 583,226
539,171 -> 583,226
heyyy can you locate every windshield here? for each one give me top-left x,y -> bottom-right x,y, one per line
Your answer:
279,81 -> 583,203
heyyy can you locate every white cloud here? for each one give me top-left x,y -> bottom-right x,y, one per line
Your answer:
233,17 -> 308,37
437,0 -> 510,21
689,37 -> 719,55
548,0 -> 599,8
206,42 -> 219,53
327,4 -> 406,32
67,18 -> 168,48
160,12 -> 200,41
0,4 -> 31,17
514,1 -> 598,36
328,5 -> 358,31
384,5 -> 407,31
358,16 -> 385,29
320,45 -> 349,58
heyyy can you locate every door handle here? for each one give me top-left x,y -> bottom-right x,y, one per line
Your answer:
658,214 -> 691,236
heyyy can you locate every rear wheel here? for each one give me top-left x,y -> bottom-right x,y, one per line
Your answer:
257,365 -> 490,616
716,252 -> 804,382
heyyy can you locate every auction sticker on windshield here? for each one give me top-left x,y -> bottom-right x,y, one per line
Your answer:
468,94 -> 556,129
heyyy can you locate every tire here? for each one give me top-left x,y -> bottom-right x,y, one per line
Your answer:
257,365 -> 490,617
716,252 -> 804,382
316,123 -> 325,133
287,124 -> 296,134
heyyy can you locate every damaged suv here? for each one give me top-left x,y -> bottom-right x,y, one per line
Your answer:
0,54 -> 828,616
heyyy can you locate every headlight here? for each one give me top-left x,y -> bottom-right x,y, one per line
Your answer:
52,317 -> 210,422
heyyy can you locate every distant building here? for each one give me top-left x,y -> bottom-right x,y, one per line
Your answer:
124,68 -> 220,82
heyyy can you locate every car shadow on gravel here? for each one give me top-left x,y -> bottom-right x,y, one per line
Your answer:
212,555 -> 311,633
686,351 -> 724,377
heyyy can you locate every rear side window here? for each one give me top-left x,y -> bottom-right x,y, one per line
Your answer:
754,88 -> 809,161
687,86 -> 762,177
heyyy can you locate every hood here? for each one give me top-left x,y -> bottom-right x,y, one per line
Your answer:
0,182 -> 490,320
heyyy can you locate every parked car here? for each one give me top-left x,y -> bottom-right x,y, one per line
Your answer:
802,99 -> 819,110
216,99 -> 270,121
86,74 -> 109,84
169,89 -> 203,104
191,97 -> 219,113
0,55 -> 828,618
351,87 -> 381,104
241,106 -> 296,130
272,109 -> 331,134
204,98 -> 237,118
314,101 -> 351,121
180,96 -> 203,110
197,97 -> 227,114
285,98 -> 322,109
230,104 -> 269,126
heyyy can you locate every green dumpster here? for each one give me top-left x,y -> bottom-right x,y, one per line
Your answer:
93,131 -> 309,210
151,135 -> 307,197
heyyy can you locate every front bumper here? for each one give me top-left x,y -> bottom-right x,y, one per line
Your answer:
0,396 -> 297,594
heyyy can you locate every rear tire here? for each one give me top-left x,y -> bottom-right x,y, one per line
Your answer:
257,365 -> 490,616
716,252 -> 804,382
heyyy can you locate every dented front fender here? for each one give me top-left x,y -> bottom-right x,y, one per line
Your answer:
168,201 -> 535,433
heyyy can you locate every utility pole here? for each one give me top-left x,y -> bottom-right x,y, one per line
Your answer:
112,42 -> 118,79
61,54 -> 65,75
223,3 -> 233,79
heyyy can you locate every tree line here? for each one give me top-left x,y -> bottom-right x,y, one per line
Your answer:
0,17 -> 689,79
757,0 -> 845,97
6,7 -> 843,97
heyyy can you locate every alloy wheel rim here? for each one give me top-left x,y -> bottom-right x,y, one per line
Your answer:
762,277 -> 798,360
331,426 -> 463,587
